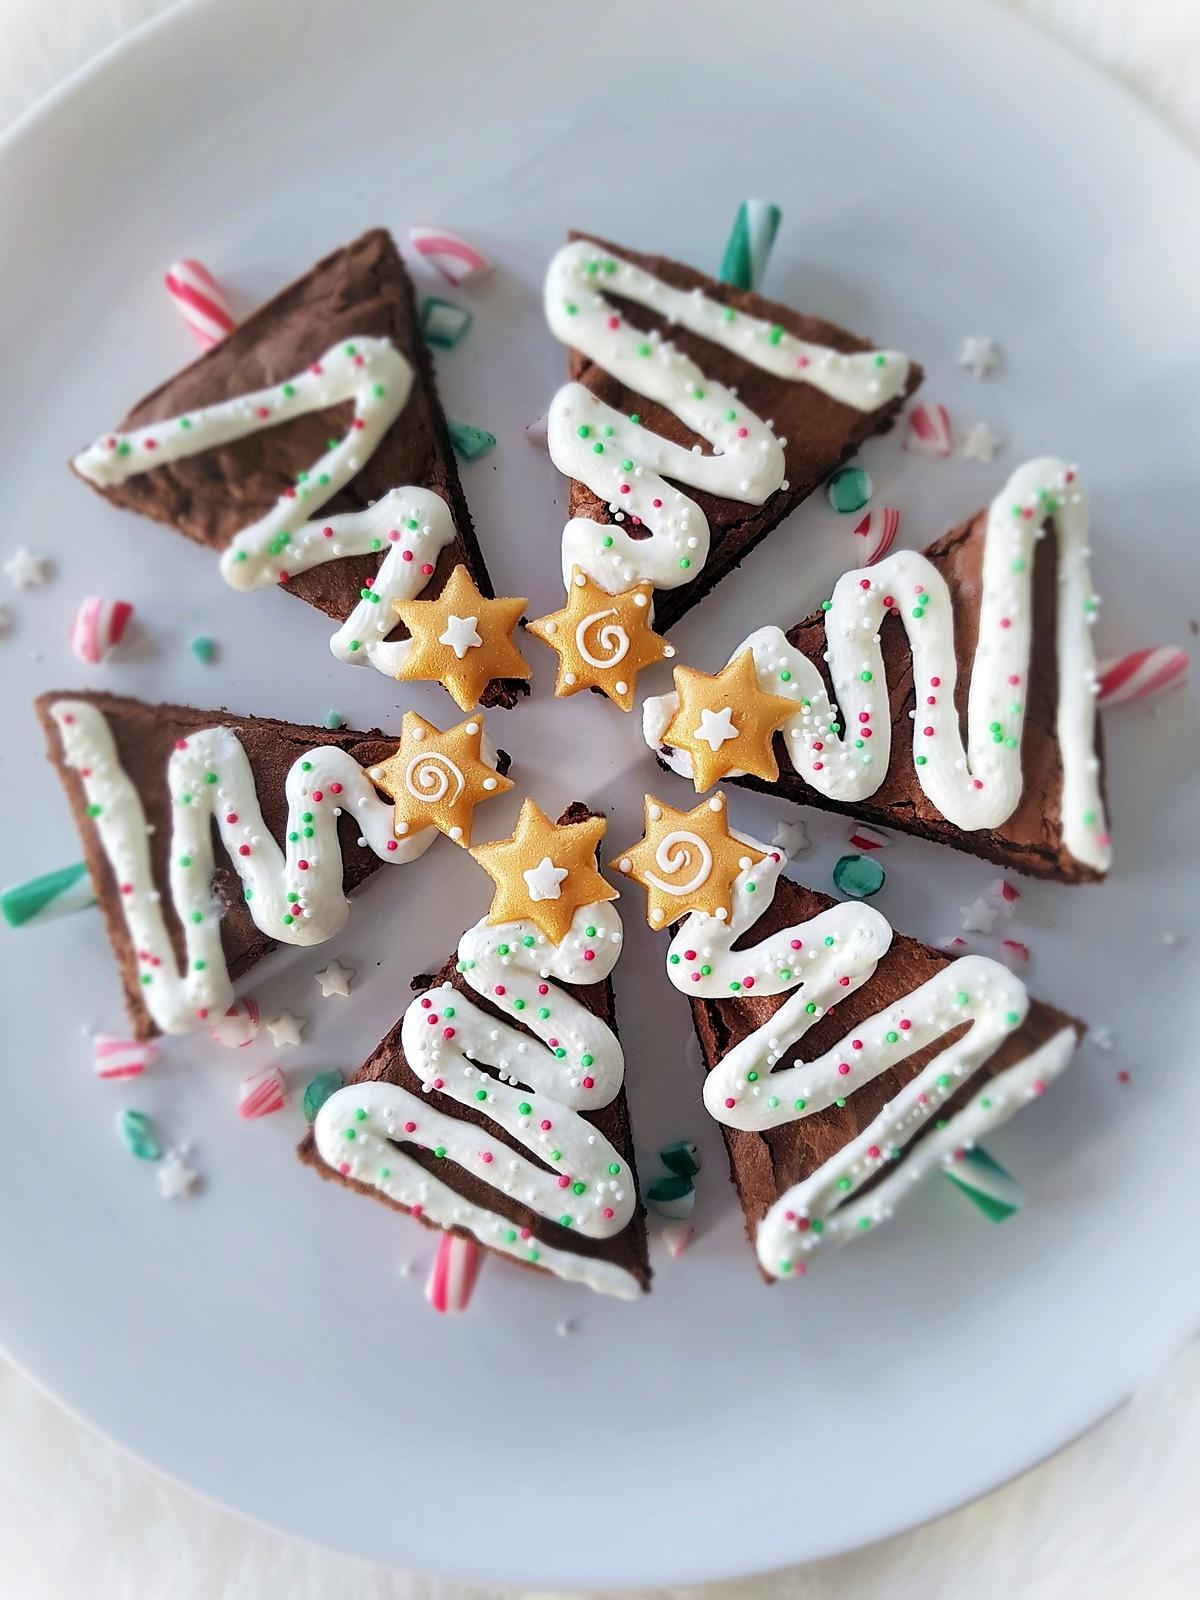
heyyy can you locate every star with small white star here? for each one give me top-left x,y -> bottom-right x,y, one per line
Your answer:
523,855 -> 568,902
438,614 -> 483,659
314,958 -> 355,999
693,706 -> 738,753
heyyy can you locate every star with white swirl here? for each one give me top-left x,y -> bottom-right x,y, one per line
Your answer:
528,567 -> 673,712
610,792 -> 766,927
367,711 -> 512,846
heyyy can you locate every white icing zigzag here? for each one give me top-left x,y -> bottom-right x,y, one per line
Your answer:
665,844 -> 1077,1277
645,457 -> 1110,874
315,901 -> 641,1299
543,239 -> 910,598
72,338 -> 455,677
50,699 -> 438,1034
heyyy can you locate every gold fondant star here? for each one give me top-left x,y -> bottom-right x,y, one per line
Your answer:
661,650 -> 798,791
470,799 -> 617,944
392,564 -> 530,711
527,568 -> 673,712
609,792 -> 766,929
366,711 -> 512,847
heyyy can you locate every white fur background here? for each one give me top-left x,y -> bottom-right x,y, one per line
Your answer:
1,3 -> 1198,1597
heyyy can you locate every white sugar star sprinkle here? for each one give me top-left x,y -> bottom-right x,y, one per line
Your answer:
694,706 -> 738,752
315,958 -> 355,999
439,614 -> 482,659
267,1009 -> 306,1048
959,336 -> 1001,379
961,421 -> 1002,462
157,1148 -> 199,1200
961,896 -> 998,935
523,856 -> 568,902
772,819 -> 810,855
5,547 -> 48,588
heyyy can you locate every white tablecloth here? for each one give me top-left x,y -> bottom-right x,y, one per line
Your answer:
1,3 -> 1197,1596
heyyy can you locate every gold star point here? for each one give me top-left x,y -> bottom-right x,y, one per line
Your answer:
609,792 -> 766,929
392,563 -> 530,712
661,650 -> 798,791
469,798 -> 617,945
527,569 -> 672,712
366,711 -> 512,847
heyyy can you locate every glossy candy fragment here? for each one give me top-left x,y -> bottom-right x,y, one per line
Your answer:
447,421 -> 496,460
421,297 -> 473,349
1,861 -> 96,928
117,1108 -> 162,1161
718,199 -> 782,292
302,1069 -> 345,1125
826,465 -> 872,514
832,853 -> 886,899
659,1139 -> 701,1179
646,1171 -> 696,1220
942,1145 -> 1025,1222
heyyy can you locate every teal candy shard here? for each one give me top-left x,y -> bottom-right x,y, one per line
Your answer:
1,861 -> 96,928
943,1145 -> 1025,1223
117,1109 -> 162,1162
447,421 -> 496,460
421,297 -> 473,349
832,853 -> 885,899
190,635 -> 217,664
718,199 -> 782,292
303,1069 -> 344,1124
323,710 -> 345,730
646,1171 -> 695,1220
659,1139 -> 701,1179
826,465 -> 873,514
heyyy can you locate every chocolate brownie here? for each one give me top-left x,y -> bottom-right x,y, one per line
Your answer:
687,872 -> 1083,1268
71,229 -> 525,708
298,805 -> 651,1293
563,231 -> 923,630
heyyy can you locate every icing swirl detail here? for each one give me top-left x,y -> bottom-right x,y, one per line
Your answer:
404,753 -> 464,806
645,457 -> 1110,873
315,901 -> 639,1299
575,609 -> 630,669
72,338 -> 455,677
666,844 -> 1077,1275
543,239 -> 910,596
645,831 -> 713,899
50,700 -> 438,1034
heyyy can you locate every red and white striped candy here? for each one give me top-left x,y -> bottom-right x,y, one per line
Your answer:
409,225 -> 491,287
904,404 -> 952,458
69,597 -> 133,665
854,507 -> 900,566
93,1034 -> 158,1080
662,1221 -> 695,1259
163,259 -> 236,349
939,932 -> 1030,971
426,1233 -> 483,1313
999,938 -> 1031,971
986,877 -> 1020,917
1096,647 -> 1189,708
238,1065 -> 286,1120
207,997 -> 260,1049
847,824 -> 889,852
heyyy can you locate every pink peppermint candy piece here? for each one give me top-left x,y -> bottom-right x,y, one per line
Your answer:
999,938 -> 1031,971
409,225 -> 492,287
986,877 -> 1021,918
93,1034 -> 158,1080
1096,647 -> 1189,707
853,507 -> 900,566
847,825 -> 890,853
163,259 -> 236,349
662,1221 -> 695,1259
938,932 -> 1030,972
904,403 -> 952,458
207,997 -> 260,1049
426,1233 -> 483,1313
69,597 -> 134,666
238,1065 -> 286,1120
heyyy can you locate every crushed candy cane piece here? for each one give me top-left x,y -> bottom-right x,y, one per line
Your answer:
238,1066 -> 286,1120
943,1145 -> 1024,1222
826,464 -> 872,514
2,861 -> 96,928
409,225 -> 492,286
854,506 -> 900,565
189,635 -> 217,664
93,1034 -> 158,1080
1096,646 -> 1189,707
662,1221 -> 695,1259
904,403 -> 952,458
647,1172 -> 695,1220
421,297 -> 473,349
426,1233 -> 483,1313
718,198 -> 782,292
847,825 -> 889,852
69,597 -> 133,665
207,997 -> 260,1049
163,259 -> 236,348
660,1139 -> 701,1179
117,1108 -> 162,1161
302,1069 -> 343,1123
986,878 -> 1021,917
447,420 -> 496,460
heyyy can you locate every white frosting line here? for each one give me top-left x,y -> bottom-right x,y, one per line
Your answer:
644,457 -> 1110,874
72,338 -> 455,677
50,700 -> 437,1034
665,845 -> 1078,1276
315,900 -> 641,1299
542,239 -> 910,597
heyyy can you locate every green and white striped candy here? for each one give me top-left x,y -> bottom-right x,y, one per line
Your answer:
942,1145 -> 1025,1223
719,199 -> 783,292
1,861 -> 96,929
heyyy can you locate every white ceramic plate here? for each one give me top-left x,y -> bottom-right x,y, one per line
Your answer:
1,0 -> 1198,1587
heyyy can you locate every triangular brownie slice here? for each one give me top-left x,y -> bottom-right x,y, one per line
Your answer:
298,805 -> 650,1299
548,231 -> 923,632
645,458 -> 1110,883
70,229 -> 525,707
36,690 -> 508,1038
609,797 -> 1082,1279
